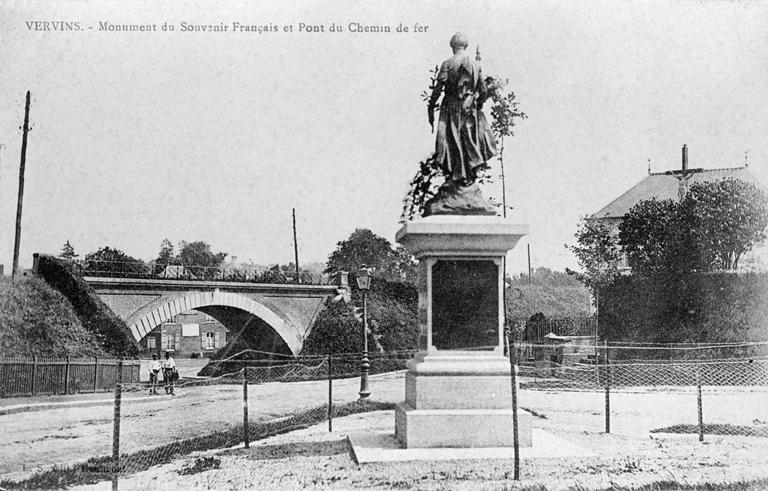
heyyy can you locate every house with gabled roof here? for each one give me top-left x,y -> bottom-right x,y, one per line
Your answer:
589,145 -> 768,271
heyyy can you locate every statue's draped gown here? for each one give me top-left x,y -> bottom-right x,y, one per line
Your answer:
430,53 -> 498,183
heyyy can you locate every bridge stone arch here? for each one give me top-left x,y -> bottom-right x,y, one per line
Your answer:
126,290 -> 304,355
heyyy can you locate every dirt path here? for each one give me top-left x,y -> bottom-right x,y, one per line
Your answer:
0,373 -> 404,476
3,373 -> 767,486
73,408 -> 768,491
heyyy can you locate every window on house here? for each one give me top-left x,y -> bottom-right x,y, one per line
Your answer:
147,336 -> 157,350
202,331 -> 222,349
162,331 -> 180,350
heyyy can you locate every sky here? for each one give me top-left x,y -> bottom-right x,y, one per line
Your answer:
2,0 -> 768,276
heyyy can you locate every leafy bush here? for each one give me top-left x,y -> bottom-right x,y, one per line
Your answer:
600,271 -> 768,352
301,299 -> 363,356
301,277 -> 418,356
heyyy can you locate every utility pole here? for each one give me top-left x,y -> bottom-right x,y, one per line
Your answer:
527,244 -> 532,285
0,143 -> 5,273
12,91 -> 31,281
292,208 -> 300,284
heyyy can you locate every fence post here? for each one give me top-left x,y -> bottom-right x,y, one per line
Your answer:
604,341 -> 610,434
112,358 -> 123,491
31,355 -> 38,396
64,356 -> 71,395
328,354 -> 333,433
506,331 -> 520,481
93,356 -> 99,393
697,365 -> 704,442
242,363 -> 250,449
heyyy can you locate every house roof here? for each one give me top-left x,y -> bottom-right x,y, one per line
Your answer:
590,167 -> 765,219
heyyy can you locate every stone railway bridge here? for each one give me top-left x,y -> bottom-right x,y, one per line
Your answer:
84,275 -> 349,356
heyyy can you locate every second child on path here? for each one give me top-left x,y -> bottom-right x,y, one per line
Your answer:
149,354 -> 161,395
163,352 -> 176,395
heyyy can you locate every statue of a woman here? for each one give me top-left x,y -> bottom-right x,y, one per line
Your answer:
423,33 -> 498,216
428,32 -> 498,186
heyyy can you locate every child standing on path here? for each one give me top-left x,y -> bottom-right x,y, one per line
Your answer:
149,354 -> 161,395
163,351 -> 176,395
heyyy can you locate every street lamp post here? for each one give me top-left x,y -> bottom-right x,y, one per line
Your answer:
357,265 -> 371,399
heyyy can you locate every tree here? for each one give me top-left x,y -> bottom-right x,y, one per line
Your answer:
618,179 -> 768,274
155,239 -> 176,265
565,219 -> 622,291
618,198 -> 685,275
324,229 -> 416,283
152,238 -> 179,275
685,178 -> 768,270
487,77 -> 527,217
177,241 -> 227,279
84,246 -> 145,277
59,240 -> 78,261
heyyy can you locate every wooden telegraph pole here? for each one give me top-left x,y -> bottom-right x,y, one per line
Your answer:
0,143 -> 5,274
292,208 -> 300,284
12,91 -> 31,281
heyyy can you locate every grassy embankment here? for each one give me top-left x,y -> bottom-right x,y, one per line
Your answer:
0,275 -> 108,358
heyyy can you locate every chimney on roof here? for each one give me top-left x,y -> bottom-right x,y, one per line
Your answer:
682,144 -> 688,172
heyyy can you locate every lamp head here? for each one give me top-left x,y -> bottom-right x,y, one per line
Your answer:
356,264 -> 371,291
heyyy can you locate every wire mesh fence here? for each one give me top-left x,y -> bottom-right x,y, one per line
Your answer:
116,370 -> 246,475
511,340 -> 768,439
73,350 -> 414,488
2,343 -> 767,488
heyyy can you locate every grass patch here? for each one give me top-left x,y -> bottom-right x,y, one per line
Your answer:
0,275 -> 108,359
597,478 -> 768,490
651,423 -> 768,437
176,456 -> 220,476
0,399 -> 392,490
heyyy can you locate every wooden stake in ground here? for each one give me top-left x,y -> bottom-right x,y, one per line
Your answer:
506,331 -> 520,480
112,359 -> 123,491
243,363 -> 250,448
12,91 -> 31,281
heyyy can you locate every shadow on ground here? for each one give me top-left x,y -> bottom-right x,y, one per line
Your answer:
223,440 -> 350,461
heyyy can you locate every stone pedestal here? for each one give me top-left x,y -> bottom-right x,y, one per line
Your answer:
395,215 -> 532,448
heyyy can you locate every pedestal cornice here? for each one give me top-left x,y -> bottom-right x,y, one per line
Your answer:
396,215 -> 529,258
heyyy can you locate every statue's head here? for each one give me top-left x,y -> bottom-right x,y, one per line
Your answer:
449,32 -> 468,52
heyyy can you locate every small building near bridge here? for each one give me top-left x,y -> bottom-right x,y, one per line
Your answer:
139,310 -> 228,358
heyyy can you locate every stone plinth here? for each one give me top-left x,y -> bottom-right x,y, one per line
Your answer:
395,215 -> 531,448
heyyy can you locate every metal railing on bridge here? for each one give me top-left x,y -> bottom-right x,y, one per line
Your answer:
65,259 -> 330,285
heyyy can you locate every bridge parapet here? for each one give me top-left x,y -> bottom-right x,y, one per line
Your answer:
59,258 -> 331,285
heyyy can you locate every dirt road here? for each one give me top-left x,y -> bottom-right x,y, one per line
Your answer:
0,373 -> 405,476
2,372 -> 766,481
